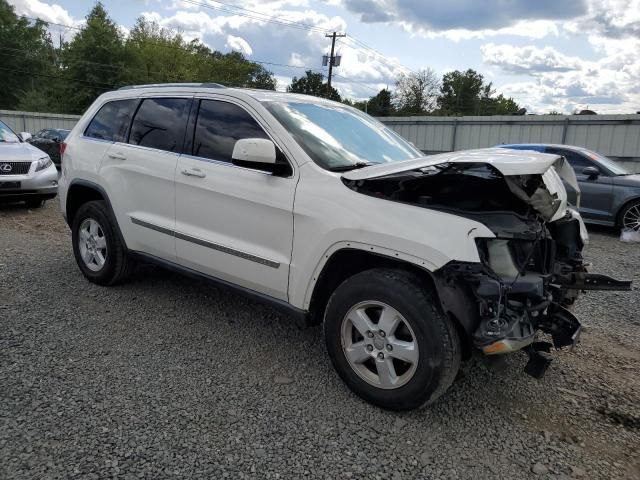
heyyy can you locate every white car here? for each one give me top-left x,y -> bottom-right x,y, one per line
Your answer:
0,120 -> 58,208
58,84 -> 630,410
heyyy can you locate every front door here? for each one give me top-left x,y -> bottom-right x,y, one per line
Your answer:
175,98 -> 296,301
547,147 -> 613,222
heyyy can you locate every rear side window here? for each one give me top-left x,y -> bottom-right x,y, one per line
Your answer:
84,99 -> 138,142
129,98 -> 190,153
193,100 -> 269,162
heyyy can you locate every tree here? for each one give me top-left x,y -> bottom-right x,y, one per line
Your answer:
287,70 -> 341,101
394,69 -> 440,115
0,0 -> 57,111
367,88 -> 395,116
438,69 -> 519,116
62,2 -> 127,113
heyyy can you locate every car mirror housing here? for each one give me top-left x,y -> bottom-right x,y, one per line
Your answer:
582,166 -> 600,178
18,132 -> 32,142
231,138 -> 277,166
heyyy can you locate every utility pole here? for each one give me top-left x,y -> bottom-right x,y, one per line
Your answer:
324,31 -> 345,97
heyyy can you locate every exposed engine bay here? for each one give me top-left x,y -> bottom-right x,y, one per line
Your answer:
343,158 -> 632,378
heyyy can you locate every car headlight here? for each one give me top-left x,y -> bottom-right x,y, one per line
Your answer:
34,156 -> 52,172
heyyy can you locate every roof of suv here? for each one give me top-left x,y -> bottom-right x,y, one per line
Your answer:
106,83 -> 341,106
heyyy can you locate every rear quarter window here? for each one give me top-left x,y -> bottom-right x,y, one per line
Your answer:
84,99 -> 138,142
129,98 -> 191,153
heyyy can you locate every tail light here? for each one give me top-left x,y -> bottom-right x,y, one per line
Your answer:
60,142 -> 67,161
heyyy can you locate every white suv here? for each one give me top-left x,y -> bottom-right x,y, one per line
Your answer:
58,83 -> 630,410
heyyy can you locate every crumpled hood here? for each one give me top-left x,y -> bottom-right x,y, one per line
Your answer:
343,147 -> 580,222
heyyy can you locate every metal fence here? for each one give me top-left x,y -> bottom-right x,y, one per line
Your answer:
379,114 -> 640,172
0,110 -> 81,133
2,109 -> 639,172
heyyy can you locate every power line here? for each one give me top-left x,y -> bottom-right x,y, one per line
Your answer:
178,0 -> 330,34
343,35 -> 416,76
21,15 -> 389,96
0,65 -> 115,89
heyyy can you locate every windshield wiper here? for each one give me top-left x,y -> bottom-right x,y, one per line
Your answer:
327,162 -> 373,172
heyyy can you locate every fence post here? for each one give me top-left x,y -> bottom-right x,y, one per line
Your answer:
450,119 -> 459,152
21,114 -> 27,132
561,117 -> 569,144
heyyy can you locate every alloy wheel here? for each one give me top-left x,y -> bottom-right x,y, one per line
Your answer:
341,301 -> 419,389
78,218 -> 108,272
622,204 -> 640,231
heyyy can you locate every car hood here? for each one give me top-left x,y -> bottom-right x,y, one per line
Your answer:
0,141 -> 48,161
613,173 -> 640,188
342,147 -> 580,222
343,148 -> 569,180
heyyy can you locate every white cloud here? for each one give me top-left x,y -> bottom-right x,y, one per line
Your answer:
225,34 -> 253,55
481,44 -> 582,74
9,0 -> 77,25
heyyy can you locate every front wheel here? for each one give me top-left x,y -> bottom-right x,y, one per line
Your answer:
619,200 -> 640,231
324,268 -> 460,411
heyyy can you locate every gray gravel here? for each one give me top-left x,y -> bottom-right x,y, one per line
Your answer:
1,201 -> 639,480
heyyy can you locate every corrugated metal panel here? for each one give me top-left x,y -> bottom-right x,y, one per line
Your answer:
379,115 -> 640,164
0,110 -> 81,134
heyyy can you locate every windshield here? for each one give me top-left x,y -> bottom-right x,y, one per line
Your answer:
263,101 -> 422,170
577,147 -> 629,175
0,120 -> 20,143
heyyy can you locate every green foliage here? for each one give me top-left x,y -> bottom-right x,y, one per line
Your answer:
61,3 -> 128,113
437,69 -> 520,116
367,88 -> 395,116
0,1 -> 277,114
0,0 -> 57,110
287,70 -> 341,101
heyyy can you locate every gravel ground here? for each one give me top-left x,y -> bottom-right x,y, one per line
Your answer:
1,201 -> 639,480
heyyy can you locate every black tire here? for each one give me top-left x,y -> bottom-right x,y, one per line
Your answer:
25,197 -> 45,209
618,200 -> 640,231
324,268 -> 461,411
71,200 -> 134,286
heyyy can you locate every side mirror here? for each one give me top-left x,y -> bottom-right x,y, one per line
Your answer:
18,132 -> 32,142
232,138 -> 276,166
582,166 -> 600,178
52,136 -> 60,143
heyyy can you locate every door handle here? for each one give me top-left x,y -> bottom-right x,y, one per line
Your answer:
181,168 -> 206,178
108,152 -> 126,161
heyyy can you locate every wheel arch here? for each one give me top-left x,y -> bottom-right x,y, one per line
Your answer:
66,179 -> 128,250
306,246 -> 475,359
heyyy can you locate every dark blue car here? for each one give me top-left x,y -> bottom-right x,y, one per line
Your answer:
498,144 -> 640,231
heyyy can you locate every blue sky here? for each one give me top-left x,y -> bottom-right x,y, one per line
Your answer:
10,0 -> 640,114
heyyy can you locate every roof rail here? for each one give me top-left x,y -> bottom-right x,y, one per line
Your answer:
118,83 -> 226,90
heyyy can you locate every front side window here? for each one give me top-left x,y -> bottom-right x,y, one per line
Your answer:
193,100 -> 269,162
576,147 -> 629,176
129,98 -> 190,153
85,99 -> 138,142
0,120 -> 20,143
263,101 -> 422,170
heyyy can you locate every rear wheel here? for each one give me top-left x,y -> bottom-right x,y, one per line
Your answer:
324,268 -> 461,411
71,200 -> 134,285
619,200 -> 640,231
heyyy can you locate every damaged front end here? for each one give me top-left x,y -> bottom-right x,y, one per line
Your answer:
343,151 -> 632,378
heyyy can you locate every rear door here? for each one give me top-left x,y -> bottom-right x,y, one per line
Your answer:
100,95 -> 192,261
546,147 -> 613,222
174,97 -> 296,300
